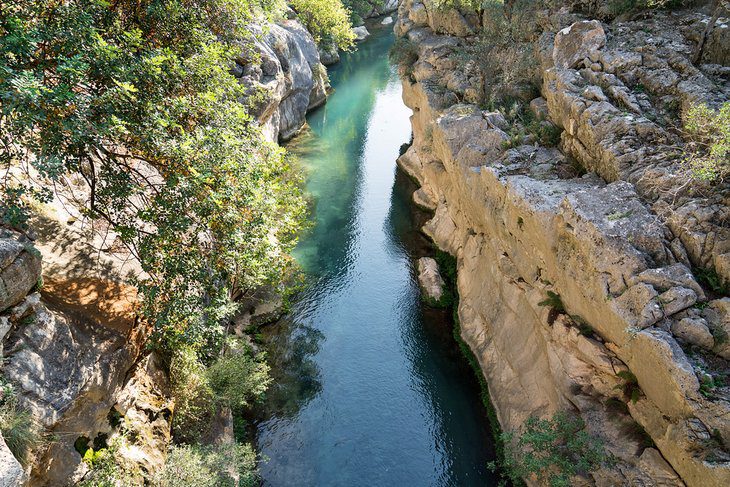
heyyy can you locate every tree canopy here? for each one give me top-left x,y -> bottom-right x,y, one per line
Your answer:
1,0 -> 306,358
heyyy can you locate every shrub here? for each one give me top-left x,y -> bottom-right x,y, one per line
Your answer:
390,38 -> 420,81
290,0 -> 356,50
499,411 -> 607,487
614,370 -> 642,403
76,438 -> 140,487
0,380 -> 41,466
1,0 -> 308,360
207,352 -> 272,412
170,348 -> 217,443
684,102 -> 730,183
152,443 -> 259,487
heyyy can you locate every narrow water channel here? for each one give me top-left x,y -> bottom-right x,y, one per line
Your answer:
256,23 -> 498,486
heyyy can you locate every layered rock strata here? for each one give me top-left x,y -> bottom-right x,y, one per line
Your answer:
396,1 -> 730,485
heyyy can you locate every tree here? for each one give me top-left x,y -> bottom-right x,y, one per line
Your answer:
0,0 -> 306,358
290,0 -> 356,50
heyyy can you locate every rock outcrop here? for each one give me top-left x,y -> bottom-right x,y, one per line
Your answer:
0,213 -> 169,485
235,20 -> 330,142
396,0 -> 729,485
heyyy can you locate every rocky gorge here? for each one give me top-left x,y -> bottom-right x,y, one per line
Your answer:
0,12 -> 361,486
395,0 -> 730,485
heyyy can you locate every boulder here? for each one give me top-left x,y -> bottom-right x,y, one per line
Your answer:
0,230 -> 41,313
671,317 -> 714,349
353,26 -> 370,42
553,20 -> 606,69
417,257 -> 445,302
238,20 -> 329,141
319,41 -> 340,66
381,16 -> 394,25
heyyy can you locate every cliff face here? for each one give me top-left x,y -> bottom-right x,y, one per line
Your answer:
395,1 -> 730,485
237,19 -> 330,142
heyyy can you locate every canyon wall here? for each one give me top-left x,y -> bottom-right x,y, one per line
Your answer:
395,1 -> 730,485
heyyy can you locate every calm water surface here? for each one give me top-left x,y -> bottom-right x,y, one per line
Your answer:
256,24 -> 498,486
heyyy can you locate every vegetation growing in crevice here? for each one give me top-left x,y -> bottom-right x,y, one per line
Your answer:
0,378 -> 42,466
390,37 -> 420,82
614,370 -> 642,403
430,247 -> 507,477
496,411 -> 608,487
683,102 -> 730,184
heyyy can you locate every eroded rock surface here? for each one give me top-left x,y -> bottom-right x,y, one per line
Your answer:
395,0 -> 730,484
235,20 -> 330,141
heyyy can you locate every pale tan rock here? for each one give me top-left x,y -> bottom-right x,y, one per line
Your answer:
417,257 -> 445,302
553,20 -> 606,69
0,433 -> 25,487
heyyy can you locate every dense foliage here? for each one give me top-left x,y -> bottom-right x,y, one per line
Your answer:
0,0 -> 307,359
290,0 -> 356,49
497,412 -> 607,487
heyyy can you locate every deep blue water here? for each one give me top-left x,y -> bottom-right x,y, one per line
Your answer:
256,23 -> 498,487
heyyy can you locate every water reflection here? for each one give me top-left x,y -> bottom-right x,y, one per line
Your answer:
259,319 -> 324,419
255,22 -> 499,486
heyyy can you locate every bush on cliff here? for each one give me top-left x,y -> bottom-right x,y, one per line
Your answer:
290,0 -> 357,49
0,0 -> 306,361
0,379 -> 42,466
495,411 -> 607,487
684,101 -> 730,184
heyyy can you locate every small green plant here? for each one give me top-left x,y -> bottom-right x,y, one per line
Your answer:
571,315 -> 595,337
615,370 -> 642,403
699,374 -> 717,398
495,411 -> 607,487
606,210 -> 633,221
684,102 -> 730,183
0,379 -> 41,466
517,216 -> 524,229
694,267 -> 729,296
538,291 -> 564,312
712,326 -> 729,346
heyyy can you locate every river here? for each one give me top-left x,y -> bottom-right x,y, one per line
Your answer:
255,22 -> 499,486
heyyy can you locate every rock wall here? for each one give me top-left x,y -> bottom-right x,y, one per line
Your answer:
0,219 -> 169,485
395,1 -> 730,485
236,19 -> 330,142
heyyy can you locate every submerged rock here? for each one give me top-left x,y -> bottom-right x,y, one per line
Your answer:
417,257 -> 445,302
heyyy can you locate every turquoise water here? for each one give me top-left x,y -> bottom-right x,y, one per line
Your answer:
256,23 -> 498,486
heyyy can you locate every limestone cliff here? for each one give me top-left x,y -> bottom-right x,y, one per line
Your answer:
395,1 -> 730,485
237,19 -> 330,141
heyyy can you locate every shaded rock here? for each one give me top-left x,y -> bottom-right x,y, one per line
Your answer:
529,97 -> 550,121
553,20 -> 606,69
417,257 -> 445,302
0,231 -> 41,313
319,41 -> 340,66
